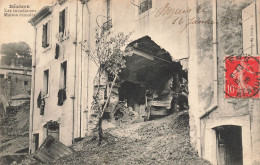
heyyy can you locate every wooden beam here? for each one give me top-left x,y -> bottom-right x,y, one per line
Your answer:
133,49 -> 154,60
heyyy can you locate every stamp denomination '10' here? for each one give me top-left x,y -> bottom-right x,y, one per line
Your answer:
225,55 -> 260,98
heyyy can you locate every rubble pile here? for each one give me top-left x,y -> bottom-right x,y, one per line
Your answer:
0,102 -> 29,136
113,102 -> 137,124
0,102 -> 30,165
50,111 -> 211,165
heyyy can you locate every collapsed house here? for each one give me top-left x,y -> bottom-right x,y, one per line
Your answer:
97,36 -> 188,122
28,0 -> 260,164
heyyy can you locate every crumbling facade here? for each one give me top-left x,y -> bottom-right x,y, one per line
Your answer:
28,0 -> 260,164
28,0 -> 189,153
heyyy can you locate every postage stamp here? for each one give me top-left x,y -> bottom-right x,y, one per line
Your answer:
225,55 -> 260,98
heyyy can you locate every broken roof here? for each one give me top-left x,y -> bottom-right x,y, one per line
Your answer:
127,36 -> 173,63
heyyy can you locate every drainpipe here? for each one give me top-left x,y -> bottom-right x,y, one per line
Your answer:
199,0 -> 218,119
79,2 -> 84,138
71,0 -> 79,143
29,26 -> 37,154
85,0 -> 91,134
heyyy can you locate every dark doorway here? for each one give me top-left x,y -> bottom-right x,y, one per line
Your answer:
214,125 -> 243,165
33,133 -> 39,151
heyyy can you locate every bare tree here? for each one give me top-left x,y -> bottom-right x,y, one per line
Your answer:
85,28 -> 132,144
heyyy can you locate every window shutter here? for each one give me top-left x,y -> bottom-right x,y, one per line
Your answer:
63,61 -> 67,88
59,11 -> 63,33
42,24 -> 47,47
55,44 -> 60,59
64,8 -> 68,33
148,0 -> 152,9
47,21 -> 50,47
242,2 -> 257,54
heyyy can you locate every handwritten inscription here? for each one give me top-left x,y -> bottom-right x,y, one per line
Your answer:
139,3 -> 242,33
155,3 -> 192,17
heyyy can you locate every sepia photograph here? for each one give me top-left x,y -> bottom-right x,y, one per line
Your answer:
0,0 -> 259,164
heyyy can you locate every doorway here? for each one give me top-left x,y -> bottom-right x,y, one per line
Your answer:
33,133 -> 39,151
44,121 -> 60,141
214,125 -> 243,165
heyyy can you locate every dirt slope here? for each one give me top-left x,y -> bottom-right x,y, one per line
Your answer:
49,111 -> 210,165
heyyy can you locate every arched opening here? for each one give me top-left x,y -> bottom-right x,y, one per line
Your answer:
213,125 -> 243,165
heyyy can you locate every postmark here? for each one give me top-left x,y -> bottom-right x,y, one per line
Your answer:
224,54 -> 260,98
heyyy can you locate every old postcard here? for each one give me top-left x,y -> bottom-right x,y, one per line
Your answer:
0,0 -> 259,164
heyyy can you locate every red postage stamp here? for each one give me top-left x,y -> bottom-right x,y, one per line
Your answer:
225,55 -> 260,98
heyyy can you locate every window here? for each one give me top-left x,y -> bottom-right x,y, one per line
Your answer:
43,69 -> 49,95
42,21 -> 51,48
24,81 -> 28,86
139,0 -> 152,14
59,8 -> 68,38
0,74 -> 5,79
60,61 -> 67,89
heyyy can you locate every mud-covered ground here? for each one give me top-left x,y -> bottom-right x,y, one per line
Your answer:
21,110 -> 211,165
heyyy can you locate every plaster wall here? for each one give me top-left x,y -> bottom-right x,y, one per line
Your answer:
30,1 -> 82,151
188,0 -> 260,164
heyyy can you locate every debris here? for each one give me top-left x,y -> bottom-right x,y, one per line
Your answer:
0,102 -> 30,164
52,111 -> 211,165
113,102 -> 137,124
33,135 -> 74,163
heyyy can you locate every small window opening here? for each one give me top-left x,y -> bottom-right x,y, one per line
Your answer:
139,0 -> 152,14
